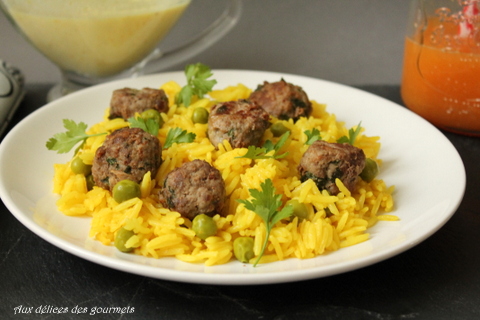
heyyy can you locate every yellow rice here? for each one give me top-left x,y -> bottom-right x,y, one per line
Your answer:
52,80 -> 396,266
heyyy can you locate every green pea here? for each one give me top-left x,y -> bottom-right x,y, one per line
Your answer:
192,214 -> 217,240
192,107 -> 209,124
71,156 -> 92,176
114,227 -> 135,253
140,109 -> 164,127
360,158 -> 379,183
112,180 -> 141,203
86,174 -> 95,191
287,199 -> 309,221
233,237 -> 254,263
270,122 -> 290,137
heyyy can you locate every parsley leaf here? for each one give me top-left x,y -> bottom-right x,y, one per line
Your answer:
236,131 -> 290,160
175,63 -> 217,107
163,127 -> 196,149
237,178 -> 293,266
236,146 -> 270,160
337,121 -> 362,145
304,128 -> 321,145
128,116 -> 159,136
46,119 -> 106,154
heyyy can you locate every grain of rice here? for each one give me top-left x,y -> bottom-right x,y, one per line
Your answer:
377,214 -> 400,221
340,233 -> 370,248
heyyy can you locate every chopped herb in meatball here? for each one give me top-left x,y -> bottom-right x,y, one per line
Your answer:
92,127 -> 162,190
109,87 -> 169,120
298,140 -> 366,195
249,79 -> 312,121
159,160 -> 226,220
207,99 -> 270,149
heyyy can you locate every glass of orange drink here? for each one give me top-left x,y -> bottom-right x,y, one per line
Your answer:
401,0 -> 480,136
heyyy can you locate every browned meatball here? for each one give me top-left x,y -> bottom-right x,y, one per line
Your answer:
109,87 -> 169,120
92,127 -> 162,190
298,140 -> 365,195
249,79 -> 312,121
159,159 -> 225,220
207,99 -> 270,148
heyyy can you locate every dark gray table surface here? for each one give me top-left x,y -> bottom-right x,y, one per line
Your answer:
1,84 -> 479,320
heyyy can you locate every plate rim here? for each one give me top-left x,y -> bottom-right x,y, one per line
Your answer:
0,69 -> 466,285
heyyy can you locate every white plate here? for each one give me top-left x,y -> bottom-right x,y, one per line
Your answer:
0,70 -> 465,285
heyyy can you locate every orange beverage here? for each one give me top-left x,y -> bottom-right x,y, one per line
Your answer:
401,10 -> 480,136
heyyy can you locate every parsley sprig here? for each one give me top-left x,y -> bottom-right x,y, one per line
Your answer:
236,132 -> 290,160
175,63 -> 217,107
128,116 -> 159,137
237,178 -> 293,266
337,121 -> 362,145
304,128 -> 322,145
46,119 -> 106,154
163,127 -> 196,149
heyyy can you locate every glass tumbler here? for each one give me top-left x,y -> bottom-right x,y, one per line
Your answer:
401,0 -> 480,136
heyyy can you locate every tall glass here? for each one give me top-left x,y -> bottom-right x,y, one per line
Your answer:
401,0 -> 480,136
0,0 -> 242,101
